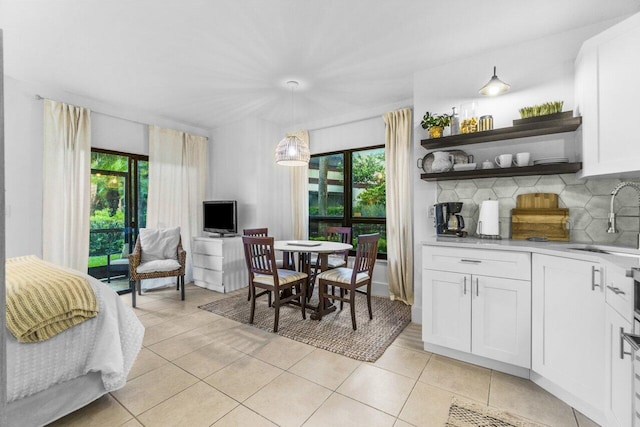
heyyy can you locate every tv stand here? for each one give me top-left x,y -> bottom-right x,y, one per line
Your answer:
192,236 -> 247,293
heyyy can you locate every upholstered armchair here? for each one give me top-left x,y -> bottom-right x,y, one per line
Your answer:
129,227 -> 186,307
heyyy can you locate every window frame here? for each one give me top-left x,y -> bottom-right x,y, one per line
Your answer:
308,144 -> 387,260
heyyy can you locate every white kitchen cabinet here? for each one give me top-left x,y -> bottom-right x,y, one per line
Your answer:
575,12 -> 640,177
532,253 -> 605,412
422,270 -> 471,353
605,304 -> 633,427
422,246 -> 531,368
191,236 -> 247,292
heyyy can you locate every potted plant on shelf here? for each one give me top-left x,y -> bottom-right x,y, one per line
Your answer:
421,112 -> 451,138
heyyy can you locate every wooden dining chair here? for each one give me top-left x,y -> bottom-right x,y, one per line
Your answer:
242,236 -> 307,332
316,233 -> 379,330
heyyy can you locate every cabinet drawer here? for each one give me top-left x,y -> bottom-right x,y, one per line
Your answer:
193,266 -> 223,285
605,264 -> 633,319
192,253 -> 223,271
423,245 -> 530,280
192,239 -> 223,256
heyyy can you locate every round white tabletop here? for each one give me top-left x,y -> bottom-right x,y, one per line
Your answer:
273,240 -> 352,253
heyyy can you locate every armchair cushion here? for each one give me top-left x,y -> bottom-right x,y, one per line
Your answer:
139,227 -> 180,263
136,259 -> 181,274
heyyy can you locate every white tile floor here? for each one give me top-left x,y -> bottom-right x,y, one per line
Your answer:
48,284 -> 600,427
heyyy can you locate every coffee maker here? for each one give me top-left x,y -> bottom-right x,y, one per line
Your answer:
435,202 -> 467,237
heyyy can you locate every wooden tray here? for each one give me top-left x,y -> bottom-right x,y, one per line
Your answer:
511,208 -> 569,241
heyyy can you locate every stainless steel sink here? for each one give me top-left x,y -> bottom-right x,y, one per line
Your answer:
568,247 -> 640,258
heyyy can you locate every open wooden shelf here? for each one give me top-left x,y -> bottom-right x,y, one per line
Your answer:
420,116 -> 582,149
420,162 -> 582,182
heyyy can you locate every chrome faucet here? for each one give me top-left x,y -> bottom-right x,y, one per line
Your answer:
607,181 -> 640,249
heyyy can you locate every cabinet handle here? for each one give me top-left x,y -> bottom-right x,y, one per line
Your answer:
591,266 -> 601,291
621,327 -> 634,360
463,277 -> 467,295
607,285 -> 626,295
460,259 -> 482,264
476,277 -> 479,296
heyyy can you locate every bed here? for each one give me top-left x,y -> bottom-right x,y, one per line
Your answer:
5,257 -> 144,427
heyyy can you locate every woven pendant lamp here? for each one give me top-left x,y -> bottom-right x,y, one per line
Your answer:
275,81 -> 309,166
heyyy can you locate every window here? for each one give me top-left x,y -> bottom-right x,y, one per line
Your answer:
89,149 -> 148,293
309,146 -> 386,257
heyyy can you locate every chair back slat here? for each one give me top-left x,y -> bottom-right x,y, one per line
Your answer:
243,228 -> 269,237
352,233 -> 379,281
325,226 -> 351,262
242,235 -> 278,278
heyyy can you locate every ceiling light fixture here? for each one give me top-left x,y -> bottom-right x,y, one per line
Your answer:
275,80 -> 310,166
479,66 -> 510,96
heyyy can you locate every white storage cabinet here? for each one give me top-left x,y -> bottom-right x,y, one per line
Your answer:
191,236 -> 247,293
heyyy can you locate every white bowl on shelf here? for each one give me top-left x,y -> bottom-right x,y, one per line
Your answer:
452,163 -> 477,171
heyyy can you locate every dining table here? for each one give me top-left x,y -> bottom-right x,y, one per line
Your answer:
273,240 -> 353,320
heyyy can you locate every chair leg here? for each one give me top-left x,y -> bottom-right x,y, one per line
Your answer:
132,280 -> 137,308
340,288 -> 344,310
268,291 -> 272,307
249,284 -> 256,325
350,287 -> 357,330
300,281 -> 306,320
367,283 -> 373,320
181,276 -> 185,301
273,292 -> 281,333
138,279 -> 142,295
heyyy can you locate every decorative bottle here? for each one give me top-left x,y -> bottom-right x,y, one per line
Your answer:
450,107 -> 460,135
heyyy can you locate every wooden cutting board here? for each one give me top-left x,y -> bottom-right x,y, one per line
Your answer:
516,193 -> 559,209
511,208 -> 570,241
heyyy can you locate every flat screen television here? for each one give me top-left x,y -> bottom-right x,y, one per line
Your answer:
203,200 -> 237,236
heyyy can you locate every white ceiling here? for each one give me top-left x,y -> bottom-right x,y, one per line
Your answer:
1,0 -> 639,130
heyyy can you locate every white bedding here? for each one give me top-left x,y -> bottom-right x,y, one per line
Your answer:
6,270 -> 144,403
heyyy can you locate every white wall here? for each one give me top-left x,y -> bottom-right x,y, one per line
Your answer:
208,117 -> 291,241
411,19 -> 619,323
4,76 -> 210,258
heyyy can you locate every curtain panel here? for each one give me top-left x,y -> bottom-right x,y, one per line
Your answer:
288,130 -> 310,240
383,108 -> 414,305
42,99 -> 91,272
147,125 -> 207,286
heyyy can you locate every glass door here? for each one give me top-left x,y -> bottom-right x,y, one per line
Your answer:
89,150 -> 148,293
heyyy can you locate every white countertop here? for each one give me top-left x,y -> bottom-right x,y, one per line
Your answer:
422,236 -> 640,271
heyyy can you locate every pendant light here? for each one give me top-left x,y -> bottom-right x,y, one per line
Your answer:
479,66 -> 510,96
275,80 -> 310,166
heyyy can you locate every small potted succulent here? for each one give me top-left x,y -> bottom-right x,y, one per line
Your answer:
421,112 -> 451,138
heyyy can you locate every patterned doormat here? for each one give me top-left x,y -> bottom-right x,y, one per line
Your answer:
199,292 -> 411,362
446,399 -> 544,427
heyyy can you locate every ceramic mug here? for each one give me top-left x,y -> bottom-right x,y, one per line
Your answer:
515,152 -> 530,167
495,154 -> 513,168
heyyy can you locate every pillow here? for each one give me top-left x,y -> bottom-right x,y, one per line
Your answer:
139,227 -> 180,263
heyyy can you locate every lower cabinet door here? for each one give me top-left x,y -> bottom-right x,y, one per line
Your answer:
422,269 -> 471,352
605,305 -> 633,427
532,254 -> 605,410
471,275 -> 531,368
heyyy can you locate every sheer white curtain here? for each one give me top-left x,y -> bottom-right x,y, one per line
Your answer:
383,108 -> 413,305
288,130 -> 310,240
42,99 -> 91,271
147,125 -> 207,287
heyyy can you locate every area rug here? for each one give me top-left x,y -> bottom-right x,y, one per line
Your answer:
199,292 -> 411,362
446,398 -> 544,427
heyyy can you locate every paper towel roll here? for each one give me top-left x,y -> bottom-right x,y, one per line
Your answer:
477,200 -> 500,236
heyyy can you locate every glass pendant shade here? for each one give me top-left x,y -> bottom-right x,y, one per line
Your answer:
275,135 -> 310,166
479,66 -> 510,96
